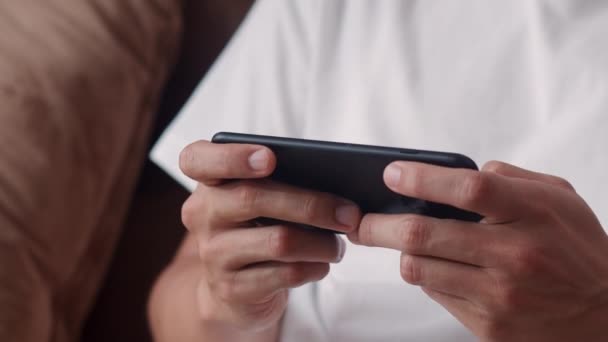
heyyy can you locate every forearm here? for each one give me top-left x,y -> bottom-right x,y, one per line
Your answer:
148,252 -> 281,342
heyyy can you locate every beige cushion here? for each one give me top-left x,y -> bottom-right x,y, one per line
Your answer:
0,2 -> 182,341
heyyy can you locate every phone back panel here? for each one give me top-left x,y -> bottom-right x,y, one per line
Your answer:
213,132 -> 483,224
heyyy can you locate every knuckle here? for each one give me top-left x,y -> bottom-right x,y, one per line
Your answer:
459,172 -> 490,208
178,144 -> 197,175
314,264 -> 331,280
400,255 -> 423,284
552,176 -> 575,191
236,183 -> 262,212
306,263 -> 331,282
398,217 -> 429,252
216,146 -> 237,177
182,188 -> 214,230
281,264 -> 308,287
510,244 -> 547,276
181,196 -> 199,230
267,226 -> 293,259
300,195 -> 322,221
482,160 -> 507,174
358,215 -> 375,245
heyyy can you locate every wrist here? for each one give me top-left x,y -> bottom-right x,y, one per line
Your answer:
196,279 -> 283,342
197,320 -> 280,342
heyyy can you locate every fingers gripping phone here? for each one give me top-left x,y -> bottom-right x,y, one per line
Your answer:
212,132 -> 483,230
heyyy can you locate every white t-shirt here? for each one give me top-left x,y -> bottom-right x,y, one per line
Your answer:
151,1 -> 608,341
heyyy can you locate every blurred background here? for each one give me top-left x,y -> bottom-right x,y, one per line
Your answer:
82,2 -> 254,341
0,1 -> 252,342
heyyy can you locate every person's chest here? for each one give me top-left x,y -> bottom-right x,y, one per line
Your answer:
299,0 -> 608,226
286,3 -> 608,340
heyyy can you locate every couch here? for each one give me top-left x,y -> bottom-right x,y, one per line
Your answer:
0,1 -> 252,341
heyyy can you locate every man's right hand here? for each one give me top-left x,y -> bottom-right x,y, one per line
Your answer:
179,140 -> 361,334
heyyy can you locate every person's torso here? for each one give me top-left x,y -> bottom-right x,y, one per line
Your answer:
279,1 -> 608,341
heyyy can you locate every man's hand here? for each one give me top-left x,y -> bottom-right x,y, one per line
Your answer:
349,161 -> 608,341
178,141 -> 360,336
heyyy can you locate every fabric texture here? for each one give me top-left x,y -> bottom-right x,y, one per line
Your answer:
152,0 -> 608,341
0,2 -> 182,341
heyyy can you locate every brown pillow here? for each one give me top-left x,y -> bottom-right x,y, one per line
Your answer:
0,1 -> 182,341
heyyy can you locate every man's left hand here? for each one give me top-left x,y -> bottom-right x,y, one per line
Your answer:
349,161 -> 608,341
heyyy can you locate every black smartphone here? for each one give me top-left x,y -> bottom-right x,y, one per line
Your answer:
212,132 -> 483,230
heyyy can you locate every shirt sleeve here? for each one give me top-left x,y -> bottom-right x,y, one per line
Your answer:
151,0 -> 320,190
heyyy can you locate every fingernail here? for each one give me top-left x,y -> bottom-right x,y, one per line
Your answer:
385,164 -> 402,187
335,203 -> 360,230
334,236 -> 346,263
248,149 -> 269,171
